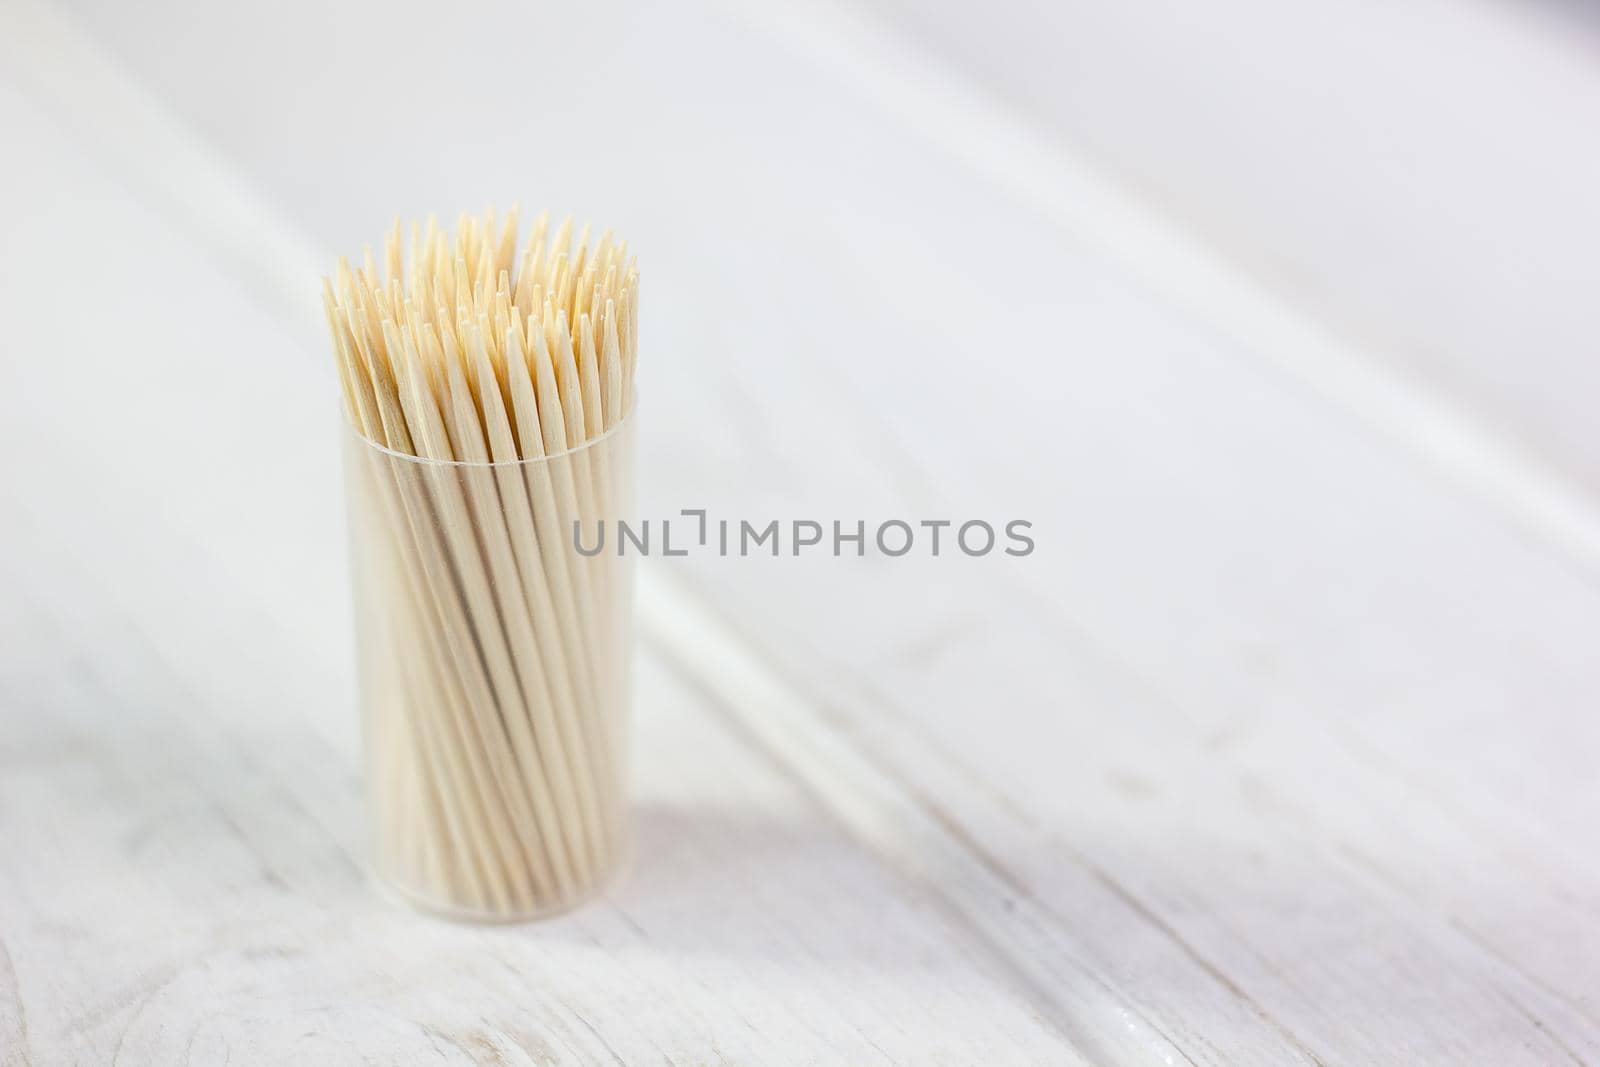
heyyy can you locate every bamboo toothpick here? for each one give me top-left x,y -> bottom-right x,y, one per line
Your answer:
328,210 -> 637,918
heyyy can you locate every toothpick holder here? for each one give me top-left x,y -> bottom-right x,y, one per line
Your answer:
344,412 -> 636,921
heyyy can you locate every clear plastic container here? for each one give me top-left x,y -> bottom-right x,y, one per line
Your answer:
343,414 -> 635,921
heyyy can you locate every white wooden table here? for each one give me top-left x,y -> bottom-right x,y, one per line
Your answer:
3,0 -> 1598,1063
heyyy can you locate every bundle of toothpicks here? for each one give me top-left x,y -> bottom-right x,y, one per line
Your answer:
324,208 -> 639,919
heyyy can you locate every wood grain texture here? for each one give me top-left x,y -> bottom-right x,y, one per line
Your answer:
0,579 -> 1079,1065
2,0 -> 1598,1063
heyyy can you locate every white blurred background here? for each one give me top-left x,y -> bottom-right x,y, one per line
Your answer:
35,0 -> 1600,488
